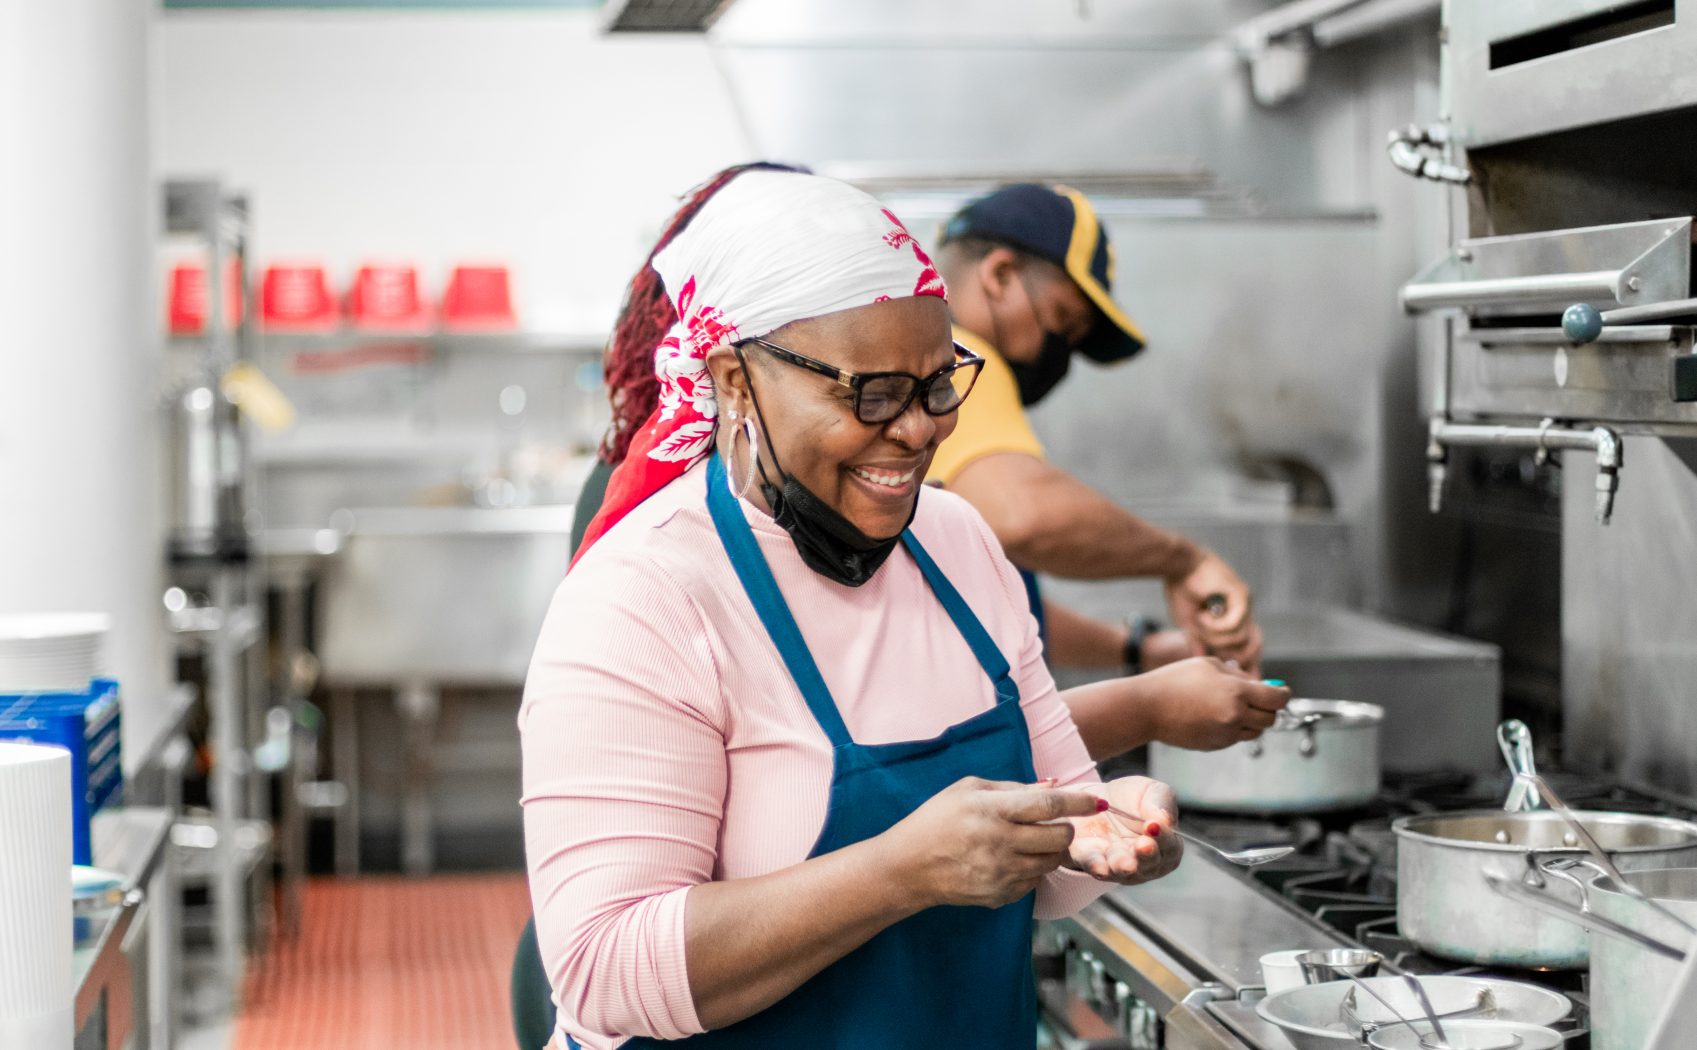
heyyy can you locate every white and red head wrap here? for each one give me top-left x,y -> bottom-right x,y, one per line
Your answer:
573,171 -> 946,564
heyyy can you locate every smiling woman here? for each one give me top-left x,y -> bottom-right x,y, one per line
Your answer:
520,170 -> 1183,1050
721,302 -> 982,576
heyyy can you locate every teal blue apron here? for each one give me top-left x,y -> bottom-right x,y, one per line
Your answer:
575,451 -> 1041,1049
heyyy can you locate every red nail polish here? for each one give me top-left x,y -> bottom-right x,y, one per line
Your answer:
1095,798 -> 1109,813
1145,822 -> 1162,838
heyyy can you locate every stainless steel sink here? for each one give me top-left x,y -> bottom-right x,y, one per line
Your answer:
1257,606 -> 1501,773
313,505 -> 576,686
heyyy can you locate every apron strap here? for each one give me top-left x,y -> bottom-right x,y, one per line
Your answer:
900,533 -> 1016,699
705,452 -> 855,749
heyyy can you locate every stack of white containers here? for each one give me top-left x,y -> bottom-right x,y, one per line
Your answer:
0,742 -> 73,1048
0,614 -> 106,1048
0,613 -> 108,692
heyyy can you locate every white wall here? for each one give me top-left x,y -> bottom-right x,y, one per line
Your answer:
157,10 -> 755,333
0,0 -> 166,767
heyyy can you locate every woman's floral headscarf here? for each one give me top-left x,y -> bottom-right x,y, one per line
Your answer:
572,171 -> 945,565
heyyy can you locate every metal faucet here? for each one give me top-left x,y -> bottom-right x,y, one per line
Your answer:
1426,415 -> 1624,524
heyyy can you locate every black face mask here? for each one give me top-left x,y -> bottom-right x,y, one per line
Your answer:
742,358 -> 915,587
1007,330 -> 1073,406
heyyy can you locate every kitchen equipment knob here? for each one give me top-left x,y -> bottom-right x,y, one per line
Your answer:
1562,303 -> 1604,344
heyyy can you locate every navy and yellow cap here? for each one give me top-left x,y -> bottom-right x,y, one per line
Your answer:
940,183 -> 1145,363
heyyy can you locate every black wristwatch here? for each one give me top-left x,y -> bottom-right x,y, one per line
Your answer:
1122,615 -> 1162,674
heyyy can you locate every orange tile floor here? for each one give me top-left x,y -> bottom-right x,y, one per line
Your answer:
233,874 -> 533,1050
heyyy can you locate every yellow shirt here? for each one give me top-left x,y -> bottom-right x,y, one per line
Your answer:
928,326 -> 1046,486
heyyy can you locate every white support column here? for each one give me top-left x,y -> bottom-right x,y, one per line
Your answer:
0,0 -> 168,768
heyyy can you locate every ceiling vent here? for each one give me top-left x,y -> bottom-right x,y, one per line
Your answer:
602,0 -> 737,33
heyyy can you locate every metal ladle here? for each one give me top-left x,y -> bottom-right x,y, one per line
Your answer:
1346,981 -> 1516,1050
1404,972 -> 1450,1047
1511,770 -> 1697,940
1495,719 -> 1697,940
1496,720 -> 1540,813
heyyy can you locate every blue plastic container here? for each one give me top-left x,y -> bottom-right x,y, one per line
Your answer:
0,679 -> 123,865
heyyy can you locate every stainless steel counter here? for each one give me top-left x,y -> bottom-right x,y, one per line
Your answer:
76,807 -> 173,1050
1103,856 -> 1352,998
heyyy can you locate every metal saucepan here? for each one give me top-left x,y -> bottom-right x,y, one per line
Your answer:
1488,864 -> 1697,1050
1394,809 -> 1697,968
1149,698 -> 1382,814
1590,867 -> 1697,1050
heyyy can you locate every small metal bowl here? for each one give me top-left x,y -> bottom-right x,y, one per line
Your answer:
1297,948 -> 1383,984
1365,1019 -> 1564,1050
71,866 -> 126,916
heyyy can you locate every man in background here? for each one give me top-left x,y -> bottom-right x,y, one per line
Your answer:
930,183 -> 1281,745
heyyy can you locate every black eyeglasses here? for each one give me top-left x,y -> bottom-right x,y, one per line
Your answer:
736,337 -> 985,425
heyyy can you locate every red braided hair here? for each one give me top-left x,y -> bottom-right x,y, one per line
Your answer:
601,162 -> 808,464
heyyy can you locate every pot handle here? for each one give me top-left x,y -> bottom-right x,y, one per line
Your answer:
1482,869 -> 1688,962
1534,855 -> 1603,913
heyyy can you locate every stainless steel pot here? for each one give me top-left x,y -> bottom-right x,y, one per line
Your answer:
1586,867 -> 1697,1050
1148,698 -> 1382,814
1393,810 -> 1697,968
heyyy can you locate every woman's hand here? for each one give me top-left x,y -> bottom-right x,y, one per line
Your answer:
879,777 -> 1105,910
1144,657 -> 1292,751
1065,777 -> 1184,885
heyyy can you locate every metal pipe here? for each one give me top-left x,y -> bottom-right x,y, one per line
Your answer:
210,568 -> 247,1008
1427,418 -> 1624,523
1311,0 -> 1439,47
1401,270 -> 1624,313
1234,0 -> 1375,53
1601,296 -> 1697,326
1387,123 -> 1471,186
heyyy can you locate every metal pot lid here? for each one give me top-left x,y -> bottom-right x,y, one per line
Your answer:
1270,697 -> 1384,730
1392,808 -> 1697,853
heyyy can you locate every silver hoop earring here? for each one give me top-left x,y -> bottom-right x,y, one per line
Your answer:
727,415 -> 760,500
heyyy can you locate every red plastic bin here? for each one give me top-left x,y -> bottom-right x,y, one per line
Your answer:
440,265 -> 517,331
261,265 -> 339,332
168,262 -> 245,335
347,264 -> 432,333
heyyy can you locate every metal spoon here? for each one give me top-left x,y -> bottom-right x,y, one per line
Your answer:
1404,972 -> 1449,1047
1177,827 -> 1297,867
1101,803 -> 1295,867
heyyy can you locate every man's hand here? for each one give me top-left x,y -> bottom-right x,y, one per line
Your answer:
1164,550 -> 1263,674
1143,656 -> 1291,751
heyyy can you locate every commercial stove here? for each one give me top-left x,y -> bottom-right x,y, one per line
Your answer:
1037,772 -> 1697,1050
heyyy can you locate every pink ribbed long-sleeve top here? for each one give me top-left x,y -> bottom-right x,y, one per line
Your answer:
520,460 -> 1106,1048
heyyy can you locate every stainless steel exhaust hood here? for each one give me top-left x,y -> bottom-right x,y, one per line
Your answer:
602,0 -> 736,33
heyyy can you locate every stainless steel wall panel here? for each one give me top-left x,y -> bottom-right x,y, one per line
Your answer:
1563,437 -> 1697,795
